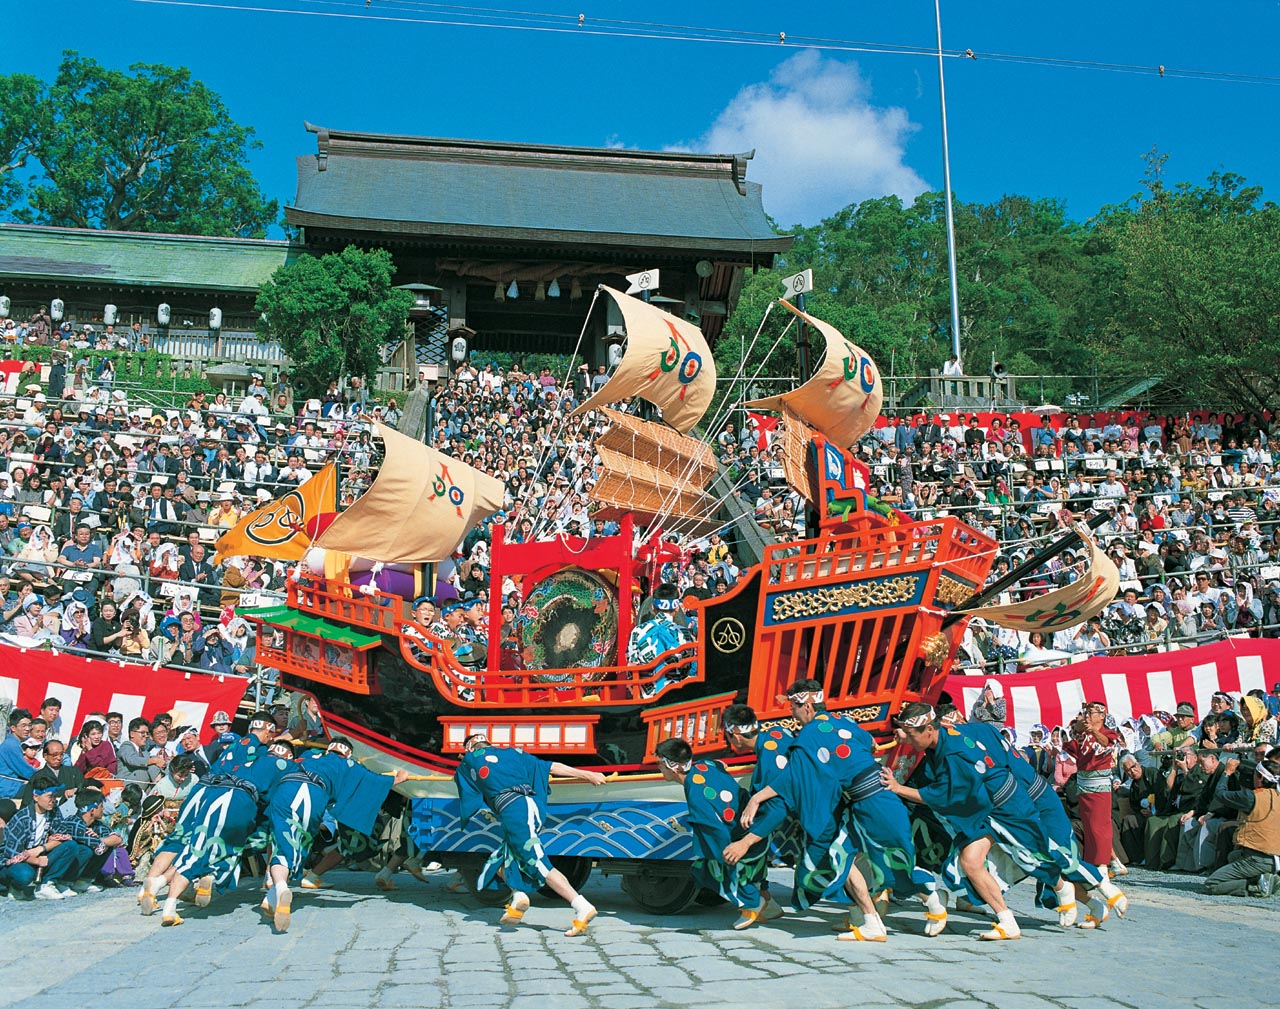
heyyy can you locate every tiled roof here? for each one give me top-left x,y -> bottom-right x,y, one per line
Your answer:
287,125 -> 791,254
0,224 -> 297,292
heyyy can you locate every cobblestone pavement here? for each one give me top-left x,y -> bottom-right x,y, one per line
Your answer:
0,867 -> 1275,1009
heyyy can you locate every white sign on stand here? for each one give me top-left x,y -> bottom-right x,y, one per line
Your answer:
781,269 -> 814,298
625,269 -> 661,295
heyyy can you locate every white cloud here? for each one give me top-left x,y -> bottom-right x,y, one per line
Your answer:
676,51 -> 927,227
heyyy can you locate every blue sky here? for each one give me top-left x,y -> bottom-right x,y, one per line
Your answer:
9,1 -> 1279,231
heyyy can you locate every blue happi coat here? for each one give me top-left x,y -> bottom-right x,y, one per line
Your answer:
682,758 -> 767,909
965,721 -> 1105,894
771,711 -> 935,907
455,745 -> 555,892
750,726 -> 804,863
167,741 -> 292,886
266,751 -> 395,875
919,725 -> 1053,884
626,615 -> 694,698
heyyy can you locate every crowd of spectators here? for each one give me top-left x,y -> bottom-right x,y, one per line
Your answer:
0,333 -> 408,681
6,312 -> 1280,682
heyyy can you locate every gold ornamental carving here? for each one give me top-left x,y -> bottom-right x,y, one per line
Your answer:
836,705 -> 886,723
771,575 -> 919,622
922,632 -> 951,669
935,576 -> 973,607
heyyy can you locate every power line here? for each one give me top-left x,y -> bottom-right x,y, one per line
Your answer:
128,0 -> 1280,87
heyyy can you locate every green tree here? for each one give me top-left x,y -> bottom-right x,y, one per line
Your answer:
721,191 -> 1095,405
255,246 -> 415,394
18,51 -> 276,236
1089,156 -> 1280,414
0,74 -> 44,214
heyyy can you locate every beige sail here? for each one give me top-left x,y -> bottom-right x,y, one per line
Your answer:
572,287 -> 717,434
959,535 -> 1120,632
745,300 -> 883,447
314,422 -> 505,563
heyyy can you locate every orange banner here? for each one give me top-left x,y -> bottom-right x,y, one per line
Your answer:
214,463 -> 338,563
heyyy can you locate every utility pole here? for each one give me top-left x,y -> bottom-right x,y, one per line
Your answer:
935,0 -> 963,363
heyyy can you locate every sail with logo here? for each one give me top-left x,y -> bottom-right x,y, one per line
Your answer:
744,299 -> 884,501
213,461 -> 338,563
571,287 -> 722,536
312,422 -> 505,564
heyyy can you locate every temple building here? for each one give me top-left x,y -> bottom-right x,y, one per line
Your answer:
0,124 -> 791,383
286,124 -> 791,364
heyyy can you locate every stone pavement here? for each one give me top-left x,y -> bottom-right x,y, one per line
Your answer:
0,867 -> 1274,1009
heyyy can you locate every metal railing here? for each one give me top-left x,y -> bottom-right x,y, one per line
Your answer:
876,372 -> 1160,414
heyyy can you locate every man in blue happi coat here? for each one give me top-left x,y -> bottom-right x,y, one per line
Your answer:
962,717 -> 1128,928
742,680 -> 947,941
455,733 -> 606,937
0,708 -> 35,799
140,710 -> 287,925
260,736 -> 409,932
626,584 -> 695,698
719,704 -> 803,907
882,701 -> 1127,941
656,736 -> 781,929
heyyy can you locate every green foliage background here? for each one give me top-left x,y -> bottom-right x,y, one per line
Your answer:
254,246 -> 415,394
716,152 -> 1280,415
0,51 -> 276,237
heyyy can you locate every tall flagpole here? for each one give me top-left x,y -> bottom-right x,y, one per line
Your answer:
935,0 -> 963,364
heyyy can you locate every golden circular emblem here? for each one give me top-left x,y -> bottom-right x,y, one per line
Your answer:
710,617 -> 746,654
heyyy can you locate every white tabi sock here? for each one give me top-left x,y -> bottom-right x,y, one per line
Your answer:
923,891 -> 945,915
375,865 -> 392,883
143,876 -> 162,894
274,880 -> 289,899
1097,877 -> 1121,900
996,908 -> 1019,932
161,895 -> 179,917
570,894 -> 592,916
861,911 -> 886,935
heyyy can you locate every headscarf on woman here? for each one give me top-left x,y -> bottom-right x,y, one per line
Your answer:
60,599 -> 92,650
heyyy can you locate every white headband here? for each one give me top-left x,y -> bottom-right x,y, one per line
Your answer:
660,756 -> 693,773
724,721 -> 759,736
327,742 -> 352,757
788,690 -> 824,705
899,707 -> 936,728
249,718 -> 271,731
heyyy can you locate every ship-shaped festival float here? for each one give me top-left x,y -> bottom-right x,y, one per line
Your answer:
228,286 -> 1120,912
